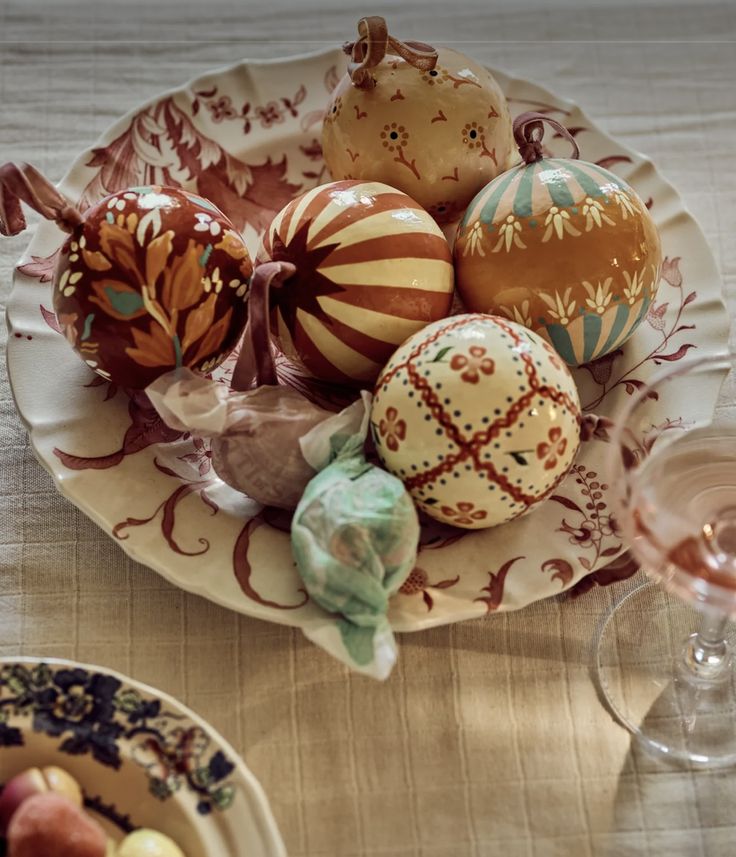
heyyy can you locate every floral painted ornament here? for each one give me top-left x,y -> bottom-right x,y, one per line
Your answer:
371,314 -> 582,529
321,16 -> 516,223
0,163 -> 252,388
454,112 -> 663,366
256,179 -> 454,386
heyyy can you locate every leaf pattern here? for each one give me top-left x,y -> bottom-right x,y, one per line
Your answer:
144,230 -> 176,292
189,306 -> 233,365
126,322 -> 177,368
89,279 -> 148,322
161,238 -> 207,311
18,250 -> 60,283
80,98 -> 301,234
182,293 -> 218,352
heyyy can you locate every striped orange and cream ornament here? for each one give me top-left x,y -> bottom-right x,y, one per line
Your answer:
256,179 -> 454,386
371,314 -> 582,529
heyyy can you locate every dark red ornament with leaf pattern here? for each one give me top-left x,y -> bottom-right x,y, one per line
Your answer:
0,163 -> 253,389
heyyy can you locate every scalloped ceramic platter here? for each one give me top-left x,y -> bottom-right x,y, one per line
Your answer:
6,48 -> 729,632
0,657 -> 286,856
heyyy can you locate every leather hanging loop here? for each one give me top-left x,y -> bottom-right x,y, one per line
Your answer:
231,261 -> 296,392
0,162 -> 83,237
513,111 -> 580,164
342,16 -> 438,90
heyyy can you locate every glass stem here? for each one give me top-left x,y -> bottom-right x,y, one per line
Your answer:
682,611 -> 731,681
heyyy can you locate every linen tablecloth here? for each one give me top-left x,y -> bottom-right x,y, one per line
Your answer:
1,1 -> 735,854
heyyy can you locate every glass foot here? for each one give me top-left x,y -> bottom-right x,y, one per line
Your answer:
594,581 -> 736,768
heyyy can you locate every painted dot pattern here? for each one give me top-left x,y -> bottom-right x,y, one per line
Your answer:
371,314 -> 582,529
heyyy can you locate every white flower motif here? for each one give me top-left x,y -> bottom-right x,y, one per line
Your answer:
493,214 -> 526,252
498,300 -> 533,327
229,278 -> 248,298
202,266 -> 223,294
582,196 -> 615,231
539,288 -> 577,326
58,268 -> 81,297
622,268 -> 645,305
583,278 -> 614,314
542,206 -> 581,242
463,221 -> 486,257
194,212 -> 222,236
106,197 -> 126,212
610,187 -> 636,219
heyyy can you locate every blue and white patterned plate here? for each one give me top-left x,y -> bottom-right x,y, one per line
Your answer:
0,657 -> 285,856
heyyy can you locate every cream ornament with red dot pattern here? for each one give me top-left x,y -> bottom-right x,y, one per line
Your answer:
371,314 -> 582,529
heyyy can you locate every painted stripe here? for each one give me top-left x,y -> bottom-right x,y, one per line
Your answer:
490,168 -> 525,224
275,310 -> 298,360
628,295 -> 652,337
321,231 -> 451,267
288,315 -> 354,385
595,302 -> 633,359
297,309 -> 382,382
588,301 -> 619,360
581,311 -> 603,364
561,160 -> 610,200
284,185 -> 328,244
327,283 -> 453,321
276,195 -> 301,247
478,167 -> 521,226
314,205 -> 434,250
319,313 -> 402,364
583,162 -> 629,192
461,186 -> 487,228
320,258 -> 453,291
530,168 -> 555,218
537,161 -> 576,209
544,323 -> 577,365
308,191 -> 425,248
301,182 -> 402,246
512,162 -> 538,218
318,295 -> 429,342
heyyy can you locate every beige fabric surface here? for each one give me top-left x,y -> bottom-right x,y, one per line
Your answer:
1,1 -> 736,855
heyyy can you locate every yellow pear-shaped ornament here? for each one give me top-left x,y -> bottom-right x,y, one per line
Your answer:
322,16 -> 516,223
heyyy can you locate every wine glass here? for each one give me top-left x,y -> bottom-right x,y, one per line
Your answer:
595,349 -> 736,767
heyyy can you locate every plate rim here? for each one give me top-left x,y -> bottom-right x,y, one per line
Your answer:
0,655 -> 288,857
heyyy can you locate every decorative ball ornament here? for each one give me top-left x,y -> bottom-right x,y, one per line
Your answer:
371,314 -> 581,529
321,16 -> 516,224
0,163 -> 252,388
454,113 -> 663,366
256,179 -> 454,386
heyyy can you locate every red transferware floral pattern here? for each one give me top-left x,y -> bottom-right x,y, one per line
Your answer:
6,49 -> 729,632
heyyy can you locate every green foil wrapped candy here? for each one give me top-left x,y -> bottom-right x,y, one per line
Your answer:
292,392 -> 420,680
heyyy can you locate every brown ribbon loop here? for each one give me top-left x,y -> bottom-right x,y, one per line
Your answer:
231,260 -> 296,392
0,162 -> 83,237
343,15 -> 438,89
513,111 -> 580,165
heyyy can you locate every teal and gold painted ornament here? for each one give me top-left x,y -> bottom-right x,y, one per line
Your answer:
454,112 -> 663,366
